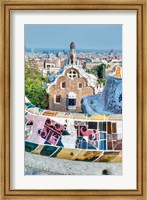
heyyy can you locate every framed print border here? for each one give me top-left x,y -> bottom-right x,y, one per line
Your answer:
0,0 -> 146,199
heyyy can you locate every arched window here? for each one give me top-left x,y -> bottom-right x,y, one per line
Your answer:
78,82 -> 83,89
54,95 -> 61,104
61,81 -> 66,89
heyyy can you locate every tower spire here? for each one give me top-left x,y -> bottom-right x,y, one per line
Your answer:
69,42 -> 76,64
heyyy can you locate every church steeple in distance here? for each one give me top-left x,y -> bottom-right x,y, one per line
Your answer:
69,42 -> 76,64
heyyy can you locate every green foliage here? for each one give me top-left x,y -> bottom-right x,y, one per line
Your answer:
97,78 -> 106,84
25,64 -> 49,109
42,75 -> 49,83
97,64 -> 106,78
100,63 -> 106,68
85,68 -> 97,76
86,63 -> 106,80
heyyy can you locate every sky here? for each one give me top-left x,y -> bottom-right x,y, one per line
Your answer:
25,24 -> 122,50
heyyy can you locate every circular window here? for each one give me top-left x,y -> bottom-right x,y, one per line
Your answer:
68,70 -> 77,80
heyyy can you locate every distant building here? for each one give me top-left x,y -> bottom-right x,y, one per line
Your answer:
47,42 -> 98,113
42,58 -> 63,76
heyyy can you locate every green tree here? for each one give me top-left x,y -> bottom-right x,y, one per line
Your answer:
97,78 -> 106,85
25,63 -> 49,109
85,68 -> 97,76
97,64 -> 106,78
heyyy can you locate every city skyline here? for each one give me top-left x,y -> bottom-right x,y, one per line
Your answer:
25,24 -> 122,50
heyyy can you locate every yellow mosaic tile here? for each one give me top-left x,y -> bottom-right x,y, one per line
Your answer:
57,148 -> 80,159
31,145 -> 44,154
74,150 -> 103,161
96,152 -> 120,162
